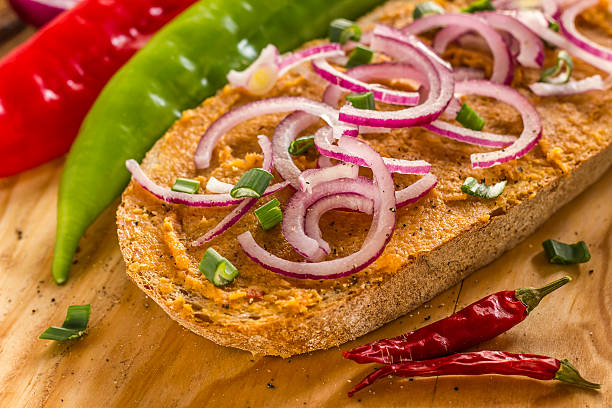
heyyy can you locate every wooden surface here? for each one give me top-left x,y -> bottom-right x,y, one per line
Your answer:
0,6 -> 611,408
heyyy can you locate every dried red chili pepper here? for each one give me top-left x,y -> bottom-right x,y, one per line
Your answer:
348,351 -> 600,396
0,0 -> 197,177
344,277 -> 570,365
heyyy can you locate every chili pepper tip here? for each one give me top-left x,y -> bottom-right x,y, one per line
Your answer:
555,359 -> 601,390
515,276 -> 571,313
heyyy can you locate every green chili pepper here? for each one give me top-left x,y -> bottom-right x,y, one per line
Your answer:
52,0 -> 385,285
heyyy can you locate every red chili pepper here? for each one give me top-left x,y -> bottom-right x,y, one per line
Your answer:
348,351 -> 600,396
344,277 -> 570,365
0,0 -> 197,177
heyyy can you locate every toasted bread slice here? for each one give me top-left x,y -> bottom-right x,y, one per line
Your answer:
116,0 -> 612,356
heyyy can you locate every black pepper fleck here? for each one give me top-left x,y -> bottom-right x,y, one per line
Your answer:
267,383 -> 275,389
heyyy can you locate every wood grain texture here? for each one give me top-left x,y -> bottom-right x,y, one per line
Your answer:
0,3 -> 610,406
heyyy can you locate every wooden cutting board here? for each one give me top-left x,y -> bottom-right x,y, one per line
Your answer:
0,6 -> 610,408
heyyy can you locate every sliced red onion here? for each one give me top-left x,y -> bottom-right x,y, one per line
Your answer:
298,162 -> 358,193
314,126 -> 431,175
195,97 -> 340,169
193,135 -> 275,246
453,67 -> 486,81
338,25 -> 454,128
395,172 -> 438,208
278,43 -> 344,76
272,111 -> 320,189
433,13 -> 544,68
529,74 -> 605,96
403,14 -> 514,84
560,0 -> 612,63
205,176 -> 234,194
312,59 -> 421,106
126,159 -> 288,208
513,9 -> 612,73
304,173 -> 438,257
463,80 -> 542,168
283,177 -> 376,262
227,45 -> 280,95
304,192 -> 375,257
422,81 -> 517,148
317,155 -> 334,168
239,136 -> 396,279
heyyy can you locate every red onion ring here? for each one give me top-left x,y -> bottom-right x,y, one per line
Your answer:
314,126 -> 431,174
560,0 -> 612,63
433,13 -> 544,68
238,136 -> 396,279
125,160 -> 288,208
513,9 -> 612,73
529,74 -> 605,96
272,111 -> 320,189
422,81 -> 517,148
298,162 -> 359,193
193,135 -> 275,246
311,59 -> 421,106
278,43 -> 344,76
338,25 -> 454,129
463,80 -> 542,168
304,172 -> 438,258
403,13 -> 514,84
304,192 -> 375,257
283,177 -> 376,262
195,97 -> 340,169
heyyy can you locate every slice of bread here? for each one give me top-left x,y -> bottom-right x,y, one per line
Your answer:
116,0 -> 612,357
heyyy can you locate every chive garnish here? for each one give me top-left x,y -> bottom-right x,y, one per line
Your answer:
539,50 -> 573,84
413,1 -> 445,19
171,177 -> 200,194
230,168 -> 273,199
39,304 -> 91,341
461,177 -> 506,199
462,0 -> 495,13
329,19 -> 362,44
456,103 -> 485,131
347,91 -> 376,110
548,20 -> 560,33
346,46 -> 374,68
199,248 -> 239,286
255,198 -> 283,231
288,135 -> 315,156
542,239 -> 591,264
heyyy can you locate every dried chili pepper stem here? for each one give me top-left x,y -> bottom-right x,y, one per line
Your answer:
347,351 -> 600,397
343,277 -> 571,365
515,276 -> 571,312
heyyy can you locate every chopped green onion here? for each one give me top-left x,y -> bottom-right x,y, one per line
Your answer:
255,198 -> 283,231
39,304 -> 91,341
548,20 -> 560,32
171,177 -> 200,194
346,46 -> 374,68
462,0 -> 495,13
461,177 -> 507,199
346,91 -> 376,110
413,1 -> 445,19
456,104 -> 485,131
230,168 -> 273,199
288,135 -> 315,156
329,18 -> 362,44
199,248 -> 239,286
539,50 -> 573,84
542,239 -> 591,264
